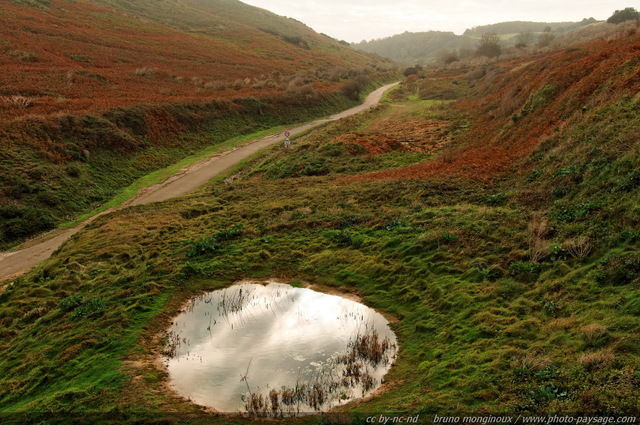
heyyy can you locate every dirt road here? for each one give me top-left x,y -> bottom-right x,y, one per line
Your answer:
0,82 -> 398,282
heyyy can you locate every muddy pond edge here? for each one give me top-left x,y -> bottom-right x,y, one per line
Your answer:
120,277 -> 402,418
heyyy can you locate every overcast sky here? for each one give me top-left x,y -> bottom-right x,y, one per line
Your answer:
240,0 -> 635,42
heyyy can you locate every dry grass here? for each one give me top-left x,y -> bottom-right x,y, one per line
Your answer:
578,348 -> 615,370
529,213 -> 551,262
581,323 -> 607,341
546,316 -> 577,331
1,95 -> 34,109
562,236 -> 593,260
0,0 -> 388,119
515,352 -> 553,371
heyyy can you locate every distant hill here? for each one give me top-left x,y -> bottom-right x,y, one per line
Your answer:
463,18 -> 598,36
353,31 -> 464,65
353,18 -> 599,65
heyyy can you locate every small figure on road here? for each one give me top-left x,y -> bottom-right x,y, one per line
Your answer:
283,130 -> 291,149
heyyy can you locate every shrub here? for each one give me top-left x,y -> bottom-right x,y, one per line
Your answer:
264,159 -> 298,179
319,142 -> 345,157
508,261 -> 540,282
403,66 -> 421,77
537,27 -> 555,48
66,164 -> 81,177
281,35 -> 309,49
551,186 -> 570,199
301,162 -> 329,176
70,298 -> 106,319
58,296 -> 85,312
551,201 -> 599,222
7,49 -> 39,62
439,50 -> 459,64
0,205 -> 21,219
525,170 -> 542,183
290,210 -> 307,220
77,114 -> 138,151
514,31 -> 534,48
618,230 -> 640,244
533,384 -> 567,402
529,214 -> 551,262
485,193 -> 508,206
186,238 -> 219,257
329,231 -> 365,248
476,32 -> 502,58
578,348 -> 614,370
594,254 -> 640,285
103,107 -> 149,136
562,236 -> 592,260
580,323 -> 610,349
1,95 -> 34,108
607,7 -> 640,24
521,84 -> 557,117
4,176 -> 32,199
438,232 -> 459,244
542,300 -> 562,317
185,225 -> 243,257
214,224 -> 243,241
2,206 -> 54,239
476,263 -> 504,281
233,97 -> 267,116
341,80 -> 362,101
616,170 -> 640,192
59,296 -> 106,319
36,191 -> 59,207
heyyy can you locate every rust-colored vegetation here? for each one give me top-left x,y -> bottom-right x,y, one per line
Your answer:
349,29 -> 640,182
0,0 -> 385,118
331,133 -> 408,156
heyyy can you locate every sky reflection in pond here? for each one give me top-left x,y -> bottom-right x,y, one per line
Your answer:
162,281 -> 397,415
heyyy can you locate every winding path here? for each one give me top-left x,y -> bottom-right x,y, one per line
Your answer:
0,82 -> 398,281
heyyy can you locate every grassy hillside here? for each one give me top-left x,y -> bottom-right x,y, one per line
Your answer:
358,28 -> 640,182
1,17 -> 639,424
1,0 -> 383,115
0,0 -> 395,248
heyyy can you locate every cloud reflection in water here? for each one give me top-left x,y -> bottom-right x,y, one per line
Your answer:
163,282 -> 396,415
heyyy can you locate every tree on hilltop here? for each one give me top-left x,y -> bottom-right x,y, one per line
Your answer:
537,26 -> 555,47
476,32 -> 502,58
438,49 -> 459,64
607,7 -> 640,24
515,31 -> 534,48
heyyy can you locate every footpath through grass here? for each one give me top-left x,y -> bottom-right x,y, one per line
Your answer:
60,124 -> 296,228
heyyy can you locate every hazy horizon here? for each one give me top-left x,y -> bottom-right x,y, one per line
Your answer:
240,0 -> 636,42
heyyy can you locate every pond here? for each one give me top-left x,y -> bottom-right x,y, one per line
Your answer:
161,281 -> 397,416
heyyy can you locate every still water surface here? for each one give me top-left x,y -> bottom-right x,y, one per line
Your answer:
162,281 -> 397,415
